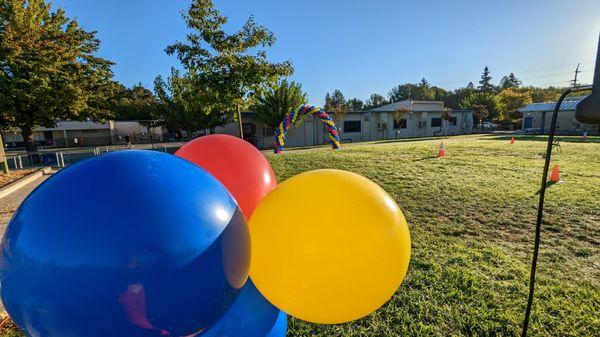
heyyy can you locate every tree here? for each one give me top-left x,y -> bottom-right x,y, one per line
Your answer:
478,66 -> 495,93
466,81 -> 475,89
324,89 -> 348,118
166,0 -> 293,139
253,79 -> 306,130
521,86 -> 563,102
389,83 -> 418,102
497,88 -> 532,122
393,107 -> 410,126
347,98 -> 364,111
444,86 -> 477,109
154,68 -> 230,136
500,72 -> 521,89
364,93 -> 388,109
388,79 -> 445,102
459,92 -> 500,123
112,84 -> 158,122
0,0 -> 116,151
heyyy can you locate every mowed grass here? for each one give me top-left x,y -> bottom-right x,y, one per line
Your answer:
268,135 -> 599,337
1,135 -> 598,337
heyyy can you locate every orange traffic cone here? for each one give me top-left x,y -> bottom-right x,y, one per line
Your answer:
510,136 -> 515,144
437,141 -> 446,158
550,164 -> 560,183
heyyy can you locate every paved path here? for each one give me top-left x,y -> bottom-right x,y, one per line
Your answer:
0,175 -> 49,236
0,175 -> 49,316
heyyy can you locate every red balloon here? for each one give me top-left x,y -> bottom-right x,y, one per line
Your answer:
175,134 -> 277,219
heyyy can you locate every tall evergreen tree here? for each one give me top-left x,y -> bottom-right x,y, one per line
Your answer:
500,72 -> 522,89
325,89 -> 348,117
166,0 -> 293,138
478,66 -> 494,93
0,0 -> 116,152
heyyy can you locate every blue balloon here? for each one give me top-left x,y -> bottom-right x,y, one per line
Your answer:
265,311 -> 287,337
201,280 -> 286,337
0,150 -> 251,337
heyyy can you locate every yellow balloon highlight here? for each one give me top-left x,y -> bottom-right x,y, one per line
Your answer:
249,169 -> 411,324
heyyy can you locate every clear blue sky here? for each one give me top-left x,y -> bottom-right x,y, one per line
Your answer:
53,0 -> 600,105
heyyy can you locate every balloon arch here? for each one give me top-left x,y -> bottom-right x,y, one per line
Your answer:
274,105 -> 341,154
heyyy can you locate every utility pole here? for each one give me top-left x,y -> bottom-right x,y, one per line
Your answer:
571,63 -> 581,87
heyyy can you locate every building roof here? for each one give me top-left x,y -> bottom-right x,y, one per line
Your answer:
519,95 -> 589,113
368,100 -> 445,112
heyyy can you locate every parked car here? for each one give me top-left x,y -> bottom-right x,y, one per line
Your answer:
482,122 -> 498,129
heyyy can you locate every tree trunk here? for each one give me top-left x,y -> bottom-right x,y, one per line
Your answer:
21,124 -> 41,165
236,105 -> 244,139
21,125 -> 38,153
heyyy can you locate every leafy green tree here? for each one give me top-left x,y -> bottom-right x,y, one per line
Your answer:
324,89 -> 348,118
254,79 -> 306,129
364,93 -> 388,109
166,0 -> 292,138
520,86 -> 563,102
0,0 -> 116,151
154,68 -> 231,136
347,98 -> 364,111
497,88 -> 532,121
389,83 -> 419,101
499,73 -> 521,89
388,79 -> 447,102
112,84 -> 158,122
444,86 -> 477,109
459,92 -> 500,122
478,66 -> 495,93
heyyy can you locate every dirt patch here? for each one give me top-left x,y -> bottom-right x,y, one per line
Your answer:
0,169 -> 37,189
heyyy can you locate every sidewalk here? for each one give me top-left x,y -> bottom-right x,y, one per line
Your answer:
0,175 -> 49,317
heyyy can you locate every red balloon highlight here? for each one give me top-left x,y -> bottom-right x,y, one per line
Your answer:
176,134 -> 277,219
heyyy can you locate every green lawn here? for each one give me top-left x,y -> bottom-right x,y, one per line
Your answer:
272,135 -> 599,337
2,135 -> 599,336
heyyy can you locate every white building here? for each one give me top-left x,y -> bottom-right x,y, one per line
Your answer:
214,100 -> 474,149
519,96 -> 599,135
2,120 -> 163,148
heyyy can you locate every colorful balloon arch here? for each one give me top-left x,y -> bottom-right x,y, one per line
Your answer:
274,105 -> 341,154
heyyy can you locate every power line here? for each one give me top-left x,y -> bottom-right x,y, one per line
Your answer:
430,61 -> 595,88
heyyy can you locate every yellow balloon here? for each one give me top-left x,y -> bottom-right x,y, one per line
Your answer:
249,169 -> 411,324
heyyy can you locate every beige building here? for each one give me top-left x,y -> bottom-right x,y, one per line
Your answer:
214,100 -> 474,149
519,96 -> 599,135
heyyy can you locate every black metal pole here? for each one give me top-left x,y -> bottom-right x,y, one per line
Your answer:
521,84 -> 592,337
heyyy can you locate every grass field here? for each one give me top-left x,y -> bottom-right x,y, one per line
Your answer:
271,135 -> 599,337
2,134 -> 599,336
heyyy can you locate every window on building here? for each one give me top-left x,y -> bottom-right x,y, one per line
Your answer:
431,118 -> 442,127
344,120 -> 361,133
394,119 -> 407,129
448,117 -> 457,126
263,127 -> 274,137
